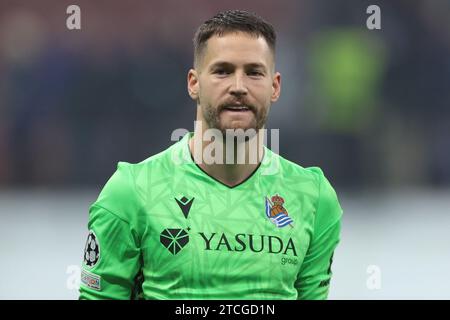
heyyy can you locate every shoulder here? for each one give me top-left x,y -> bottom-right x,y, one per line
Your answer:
92,141 -> 178,223
272,151 -> 326,186
273,152 -> 342,224
91,161 -> 140,224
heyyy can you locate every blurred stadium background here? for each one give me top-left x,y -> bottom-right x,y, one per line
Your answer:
0,0 -> 449,299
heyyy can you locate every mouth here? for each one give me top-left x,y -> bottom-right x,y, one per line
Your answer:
222,105 -> 252,112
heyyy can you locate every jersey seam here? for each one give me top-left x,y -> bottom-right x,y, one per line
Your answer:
91,203 -> 132,227
90,203 -> 143,250
308,171 -> 341,242
124,163 -> 146,219
314,170 -> 323,219
311,216 -> 341,241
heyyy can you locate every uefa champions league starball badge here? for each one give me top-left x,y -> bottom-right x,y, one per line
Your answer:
83,230 -> 100,267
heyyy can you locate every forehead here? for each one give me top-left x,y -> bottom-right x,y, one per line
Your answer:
201,32 -> 273,69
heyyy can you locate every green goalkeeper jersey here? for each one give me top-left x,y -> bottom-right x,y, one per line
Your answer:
79,132 -> 343,300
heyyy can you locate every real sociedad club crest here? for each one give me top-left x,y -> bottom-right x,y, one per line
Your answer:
265,195 -> 294,228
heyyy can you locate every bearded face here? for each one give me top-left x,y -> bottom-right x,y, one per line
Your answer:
188,32 -> 281,136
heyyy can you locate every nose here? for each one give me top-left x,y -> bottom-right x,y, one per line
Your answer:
229,72 -> 248,97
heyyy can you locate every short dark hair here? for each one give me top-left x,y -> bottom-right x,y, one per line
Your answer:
193,10 -> 276,68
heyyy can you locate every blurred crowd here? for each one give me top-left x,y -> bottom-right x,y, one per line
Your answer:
0,0 -> 449,189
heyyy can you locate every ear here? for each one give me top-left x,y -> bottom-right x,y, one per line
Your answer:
271,71 -> 281,102
187,69 -> 199,101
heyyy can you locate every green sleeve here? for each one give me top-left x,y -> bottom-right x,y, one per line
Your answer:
79,163 -> 142,300
295,168 -> 343,300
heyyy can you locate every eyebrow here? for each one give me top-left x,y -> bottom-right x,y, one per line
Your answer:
209,61 -> 268,72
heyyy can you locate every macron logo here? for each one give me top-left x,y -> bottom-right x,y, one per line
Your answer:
175,196 -> 194,219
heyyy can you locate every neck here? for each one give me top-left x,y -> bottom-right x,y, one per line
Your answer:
188,128 -> 265,187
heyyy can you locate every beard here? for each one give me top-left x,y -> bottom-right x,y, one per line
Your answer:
200,96 -> 269,136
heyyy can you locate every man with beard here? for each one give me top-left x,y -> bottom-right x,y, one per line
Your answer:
79,10 -> 343,300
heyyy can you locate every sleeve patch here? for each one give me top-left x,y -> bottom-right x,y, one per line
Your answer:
83,230 -> 100,268
81,269 -> 101,291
